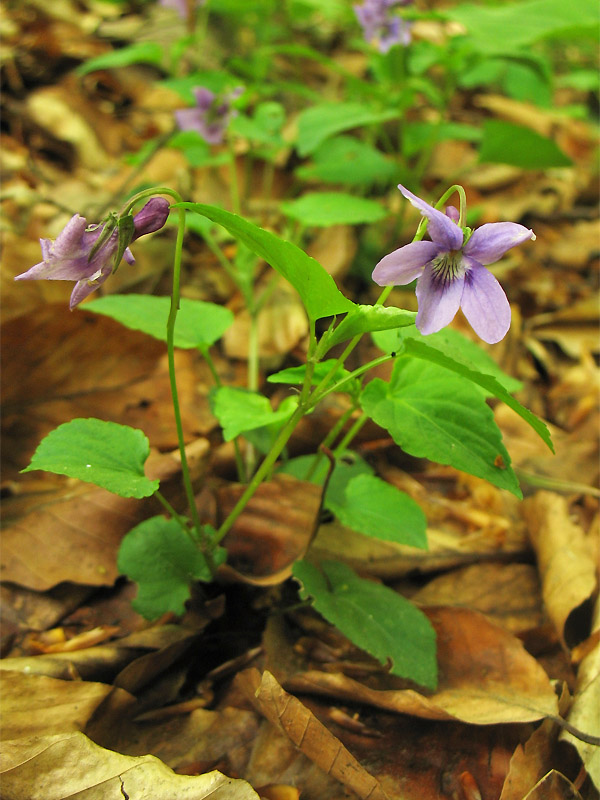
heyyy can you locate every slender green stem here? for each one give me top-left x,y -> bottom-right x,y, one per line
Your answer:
333,411 -> 369,456
310,354 -> 394,406
228,144 -> 241,216
166,203 -> 205,545
202,345 -> 246,482
154,490 -> 193,538
213,401 -> 307,544
303,403 -> 357,482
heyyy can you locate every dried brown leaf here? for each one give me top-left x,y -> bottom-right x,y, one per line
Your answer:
561,595 -> 600,789
413,563 -> 544,635
523,491 -> 597,647
239,668 -> 389,800
0,670 -> 130,741
1,443 -> 208,591
0,731 -> 259,800
286,607 -> 559,725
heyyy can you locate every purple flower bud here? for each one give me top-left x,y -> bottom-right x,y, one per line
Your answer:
372,185 -> 535,344
15,197 -> 170,310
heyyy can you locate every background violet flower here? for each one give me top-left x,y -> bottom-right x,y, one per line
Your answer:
372,185 -> 535,344
354,0 -> 412,51
175,86 -> 243,145
159,0 -> 205,20
15,197 -> 170,310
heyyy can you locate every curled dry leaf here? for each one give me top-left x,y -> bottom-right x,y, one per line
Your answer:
0,669 -> 132,741
0,731 -> 259,800
499,686 -> 572,800
522,491 -> 597,647
238,668 -> 390,800
285,607 -> 559,725
216,474 -> 324,586
521,769 -> 583,800
560,595 -> 600,789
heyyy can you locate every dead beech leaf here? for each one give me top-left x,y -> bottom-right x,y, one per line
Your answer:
1,306 -> 207,478
0,670 -> 131,741
286,607 -> 559,725
500,706 -> 568,800
522,491 -> 597,647
311,518 -> 530,579
0,731 -> 259,800
216,474 -> 324,586
522,770 -> 583,800
0,443 -> 208,591
239,669 -> 389,800
223,285 -> 308,360
561,595 -> 600,788
413,563 -> 543,635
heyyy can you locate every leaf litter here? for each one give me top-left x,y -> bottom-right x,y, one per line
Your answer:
1,1 -> 599,798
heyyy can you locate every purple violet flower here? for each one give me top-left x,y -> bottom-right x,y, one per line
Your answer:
372,185 -> 536,344
175,86 -> 243,145
159,0 -> 205,20
354,0 -> 412,52
15,197 -> 170,310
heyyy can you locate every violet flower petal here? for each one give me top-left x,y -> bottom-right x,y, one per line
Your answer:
398,185 -> 463,250
372,240 -> 441,285
463,222 -> 535,264
415,263 -> 464,335
464,222 -> 535,266
192,87 -> 215,110
460,261 -> 511,344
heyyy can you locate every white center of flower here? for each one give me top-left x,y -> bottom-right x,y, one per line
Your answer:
431,250 -> 466,287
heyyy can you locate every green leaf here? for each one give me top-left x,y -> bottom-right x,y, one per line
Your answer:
177,203 -> 355,321
280,455 -> 424,546
403,121 -> 482,158
446,0 -> 599,54
281,192 -> 387,227
296,135 -> 398,187
360,359 -> 522,496
22,419 -> 158,499
332,474 -> 427,549
212,387 -> 298,441
372,326 -> 522,395
230,102 -> 286,146
293,560 -> 437,688
279,452 -> 374,494
296,103 -> 401,156
326,306 -> 416,349
85,295 -> 234,349
76,42 -> 164,76
479,119 -> 572,168
400,337 -> 553,451
267,359 -> 352,387
118,517 -> 225,619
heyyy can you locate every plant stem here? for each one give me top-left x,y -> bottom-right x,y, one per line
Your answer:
228,144 -> 241,216
202,346 -> 247,482
213,401 -> 307,544
154,490 -> 194,538
167,204 -> 205,545
333,411 -> 369,455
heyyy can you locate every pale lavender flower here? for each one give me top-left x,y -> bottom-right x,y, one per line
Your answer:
159,0 -> 205,19
372,185 -> 535,344
15,198 -> 170,309
175,86 -> 243,145
354,0 -> 412,52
